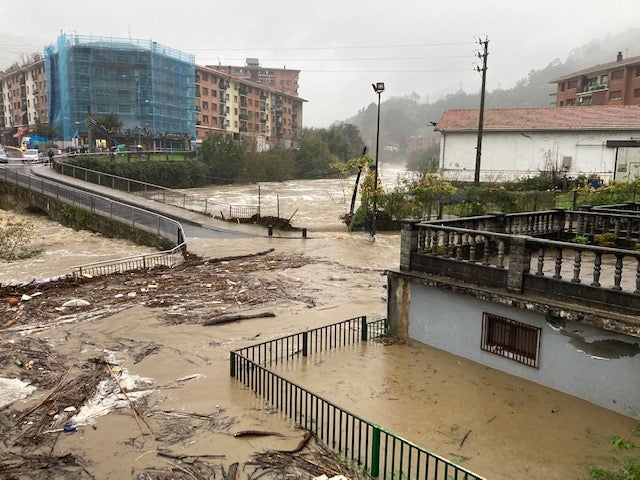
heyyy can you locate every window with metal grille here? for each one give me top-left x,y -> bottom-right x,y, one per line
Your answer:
481,313 -> 541,368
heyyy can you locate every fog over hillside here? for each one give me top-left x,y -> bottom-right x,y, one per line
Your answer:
349,28 -> 640,151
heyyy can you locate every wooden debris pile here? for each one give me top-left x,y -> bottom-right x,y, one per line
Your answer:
0,250 -> 317,330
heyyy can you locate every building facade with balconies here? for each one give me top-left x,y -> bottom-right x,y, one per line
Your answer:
1,38 -> 304,152
211,58 -> 300,97
552,52 -> 640,107
0,55 -> 47,147
195,64 -> 305,151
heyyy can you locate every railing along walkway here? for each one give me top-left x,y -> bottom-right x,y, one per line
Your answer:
0,166 -> 187,280
55,160 -> 259,219
231,316 -> 484,480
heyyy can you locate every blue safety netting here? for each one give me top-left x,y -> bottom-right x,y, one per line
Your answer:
44,34 -> 196,142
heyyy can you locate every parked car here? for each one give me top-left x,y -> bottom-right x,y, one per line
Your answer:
22,149 -> 42,163
0,147 -> 8,163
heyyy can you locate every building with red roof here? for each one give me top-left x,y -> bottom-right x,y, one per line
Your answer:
434,105 -> 640,183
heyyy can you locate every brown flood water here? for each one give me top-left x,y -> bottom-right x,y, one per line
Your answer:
2,176 -> 639,479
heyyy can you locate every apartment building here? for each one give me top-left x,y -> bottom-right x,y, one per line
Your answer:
552,52 -> 640,107
1,39 -> 305,151
0,55 -> 47,146
211,58 -> 300,96
196,64 -> 305,151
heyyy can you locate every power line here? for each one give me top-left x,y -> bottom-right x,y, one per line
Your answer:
188,41 -> 474,52
204,55 -> 472,63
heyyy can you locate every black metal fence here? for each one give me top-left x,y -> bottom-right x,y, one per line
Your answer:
230,316 -> 484,480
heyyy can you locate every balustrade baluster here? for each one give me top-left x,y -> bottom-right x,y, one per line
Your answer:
444,231 -> 451,256
418,228 -> 426,252
482,234 -> 491,266
567,212 -> 574,236
635,258 -> 640,294
469,235 -> 477,262
497,240 -> 505,268
612,254 -> 623,291
553,247 -> 563,279
536,246 -> 545,275
455,233 -> 463,261
571,249 -> 582,283
591,252 -> 602,287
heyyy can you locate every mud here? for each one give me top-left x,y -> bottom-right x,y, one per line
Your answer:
1,208 -> 639,479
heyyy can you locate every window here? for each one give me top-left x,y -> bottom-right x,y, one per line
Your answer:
634,88 -> 640,98
481,313 -> 541,368
611,69 -> 624,81
567,79 -> 578,89
635,66 -> 640,77
610,90 -> 622,101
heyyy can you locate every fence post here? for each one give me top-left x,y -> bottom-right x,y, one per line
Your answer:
302,331 -> 308,357
230,351 -> 236,378
371,425 -> 381,478
361,316 -> 368,342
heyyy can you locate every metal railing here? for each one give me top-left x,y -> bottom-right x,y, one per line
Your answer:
54,160 -> 259,219
230,317 -> 484,480
0,167 -> 187,276
72,248 -> 185,278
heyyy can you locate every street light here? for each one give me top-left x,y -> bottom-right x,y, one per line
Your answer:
370,82 -> 385,241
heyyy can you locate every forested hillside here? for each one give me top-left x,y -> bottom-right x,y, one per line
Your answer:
349,28 -> 640,153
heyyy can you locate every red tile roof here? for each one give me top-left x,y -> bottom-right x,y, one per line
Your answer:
435,106 -> 640,133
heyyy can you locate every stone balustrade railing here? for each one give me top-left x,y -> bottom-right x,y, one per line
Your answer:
401,212 -> 640,319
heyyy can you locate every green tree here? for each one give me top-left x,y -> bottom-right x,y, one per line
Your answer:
294,136 -> 338,179
403,172 -> 457,219
319,124 -> 365,161
242,147 -> 296,182
198,134 -> 244,182
331,149 -> 372,216
406,146 -> 440,172
92,113 -> 123,154
34,119 -> 57,144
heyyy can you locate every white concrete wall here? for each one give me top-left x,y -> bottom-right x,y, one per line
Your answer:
440,130 -> 640,183
406,283 -> 640,418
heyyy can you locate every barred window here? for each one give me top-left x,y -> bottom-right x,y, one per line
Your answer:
481,313 -> 541,368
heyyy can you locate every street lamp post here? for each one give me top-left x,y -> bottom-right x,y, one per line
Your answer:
370,82 -> 385,241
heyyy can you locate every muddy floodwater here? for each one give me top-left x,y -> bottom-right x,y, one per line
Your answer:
1,171 -> 639,479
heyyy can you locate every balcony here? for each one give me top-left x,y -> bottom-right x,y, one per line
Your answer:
577,83 -> 608,95
398,207 -> 640,336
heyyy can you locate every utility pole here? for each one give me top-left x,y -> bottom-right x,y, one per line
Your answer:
474,37 -> 489,186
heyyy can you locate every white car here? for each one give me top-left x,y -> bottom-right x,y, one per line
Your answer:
0,148 -> 8,164
22,149 -> 42,163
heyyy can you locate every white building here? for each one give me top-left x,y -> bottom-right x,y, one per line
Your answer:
435,106 -> 640,183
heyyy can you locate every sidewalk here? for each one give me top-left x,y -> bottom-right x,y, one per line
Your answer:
31,165 -> 273,238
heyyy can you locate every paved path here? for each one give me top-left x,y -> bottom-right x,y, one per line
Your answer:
31,165 -> 269,240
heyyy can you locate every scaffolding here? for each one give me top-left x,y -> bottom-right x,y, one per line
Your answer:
45,34 -> 196,143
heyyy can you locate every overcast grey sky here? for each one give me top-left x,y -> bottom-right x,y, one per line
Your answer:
2,0 -> 640,127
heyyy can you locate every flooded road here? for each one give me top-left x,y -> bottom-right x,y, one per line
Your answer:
2,169 -> 638,480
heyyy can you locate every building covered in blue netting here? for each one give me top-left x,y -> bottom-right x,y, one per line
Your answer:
45,34 -> 196,147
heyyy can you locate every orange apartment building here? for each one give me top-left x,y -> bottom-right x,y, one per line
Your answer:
552,52 -> 640,107
211,58 -> 300,96
196,62 -> 305,151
